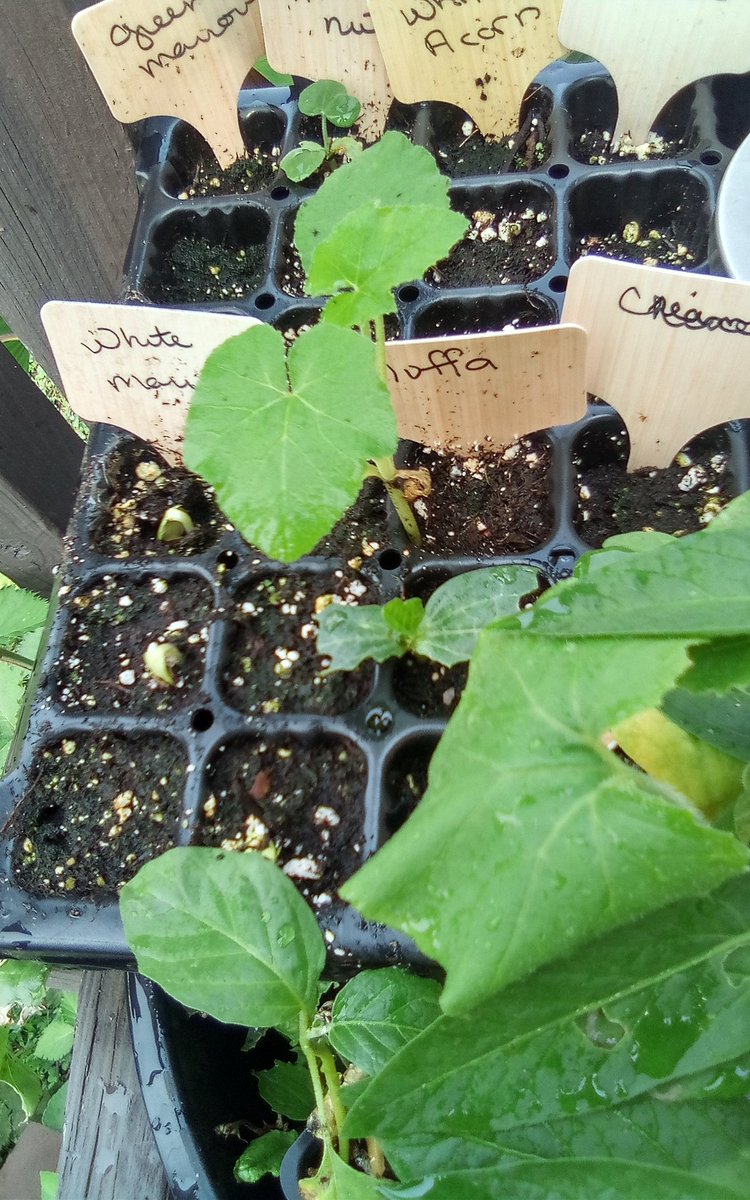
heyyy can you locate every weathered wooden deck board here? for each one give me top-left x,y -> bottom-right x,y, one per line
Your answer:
58,971 -> 171,1200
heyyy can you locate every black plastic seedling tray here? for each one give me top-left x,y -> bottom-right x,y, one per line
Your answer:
3,56 -> 750,979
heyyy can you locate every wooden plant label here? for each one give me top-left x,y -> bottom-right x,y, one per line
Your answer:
368,0 -> 564,139
562,257 -> 750,470
257,1 -> 393,140
385,325 -> 587,450
559,0 -> 750,144
72,0 -> 265,168
41,302 -> 260,463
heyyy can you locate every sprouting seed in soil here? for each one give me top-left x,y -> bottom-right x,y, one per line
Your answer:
144,641 -> 183,686
157,506 -> 195,542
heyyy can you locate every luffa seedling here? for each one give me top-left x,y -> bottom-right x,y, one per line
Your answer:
184,133 -> 468,562
281,80 -> 363,183
316,565 -> 539,672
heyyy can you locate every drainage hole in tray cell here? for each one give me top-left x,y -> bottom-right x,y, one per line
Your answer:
378,549 -> 403,571
222,570 -> 376,717
384,739 -> 437,837
398,285 -> 420,304
198,735 -> 367,907
271,185 -> 291,200
191,708 -> 215,732
549,274 -> 568,293
548,163 -> 570,179
217,549 -> 239,571
254,292 -> 276,311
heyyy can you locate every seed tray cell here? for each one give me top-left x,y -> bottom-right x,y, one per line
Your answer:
4,58 -> 750,967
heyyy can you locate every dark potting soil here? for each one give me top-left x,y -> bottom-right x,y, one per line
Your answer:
223,571 -> 375,716
199,737 -> 367,901
93,441 -> 228,558
573,131 -> 690,166
279,236 -> 306,297
404,438 -> 554,554
576,447 -> 731,545
434,102 -> 552,178
392,655 -> 468,718
575,219 -> 701,268
384,741 -> 433,837
11,733 -> 185,899
178,147 -> 280,199
311,477 -> 391,559
51,574 -> 213,714
148,237 -> 266,304
428,202 -> 554,288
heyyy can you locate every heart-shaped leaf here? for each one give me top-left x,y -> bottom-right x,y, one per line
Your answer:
184,323 -> 396,562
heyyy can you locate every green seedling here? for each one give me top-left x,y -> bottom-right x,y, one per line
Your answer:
156,505 -> 194,543
316,565 -> 539,672
281,80 -> 363,183
185,133 -> 469,562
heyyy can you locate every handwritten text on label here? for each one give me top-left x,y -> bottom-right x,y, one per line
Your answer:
324,13 -> 376,35
618,287 -> 750,336
109,0 -> 256,78
387,346 -> 498,383
42,302 -> 260,463
398,3 -> 541,55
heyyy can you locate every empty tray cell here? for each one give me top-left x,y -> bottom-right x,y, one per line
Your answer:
574,414 -> 733,545
570,169 -> 710,267
50,573 -> 213,714
10,733 -> 186,899
142,206 -> 271,304
568,74 -> 697,163
166,107 -> 286,198
427,182 -> 555,288
383,737 -> 437,837
429,88 -> 552,177
413,291 -> 556,337
91,438 -> 228,559
712,71 -> 750,152
222,570 -> 376,716
198,735 -> 367,903
401,435 -> 554,555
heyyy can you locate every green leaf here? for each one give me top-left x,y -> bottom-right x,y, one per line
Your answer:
318,567 -> 538,673
0,1080 -> 24,1157
416,566 -> 539,667
57,992 -> 77,1025
184,323 -> 396,562
42,1082 -> 68,1132
256,1055 -> 315,1121
32,1019 -> 75,1064
281,141 -> 327,183
0,960 -> 49,1008
40,1172 -> 60,1200
299,81 -> 361,127
663,641 -> 750,762
513,497 -> 750,639
0,1052 -> 43,1117
387,1162 -> 746,1199
234,1130 -> 297,1183
328,968 -> 441,1077
342,632 -> 748,1011
295,132 -> 456,276
346,877 -> 750,1193
310,205 -> 468,327
120,847 -> 326,1028
0,586 -> 47,645
317,599 -> 420,672
253,56 -> 294,86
